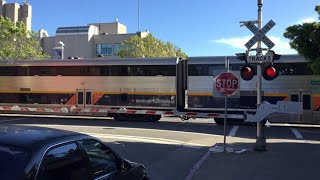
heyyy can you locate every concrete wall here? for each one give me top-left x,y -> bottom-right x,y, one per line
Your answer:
19,3 -> 32,31
41,37 -> 55,57
4,3 -> 19,23
89,22 -> 127,34
54,34 -> 93,59
0,0 -> 5,16
0,1 -> 32,31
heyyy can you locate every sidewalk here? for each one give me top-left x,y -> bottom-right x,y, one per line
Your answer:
192,139 -> 320,180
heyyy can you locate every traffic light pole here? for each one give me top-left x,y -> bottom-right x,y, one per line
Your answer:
255,0 -> 267,151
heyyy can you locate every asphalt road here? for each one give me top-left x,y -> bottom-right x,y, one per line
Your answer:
0,115 -> 319,180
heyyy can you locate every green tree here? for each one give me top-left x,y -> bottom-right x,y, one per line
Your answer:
0,16 -> 48,60
283,6 -> 320,74
118,33 -> 187,59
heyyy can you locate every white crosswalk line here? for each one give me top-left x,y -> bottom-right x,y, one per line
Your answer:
229,126 -> 239,137
290,128 -> 303,139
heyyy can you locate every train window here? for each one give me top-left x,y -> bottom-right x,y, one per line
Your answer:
135,65 -> 175,76
189,64 -> 237,76
0,93 -> 73,104
78,92 -> 84,105
129,66 -> 145,76
99,66 -> 129,76
100,66 -> 111,76
120,93 -> 128,102
302,95 -> 311,110
208,65 -> 225,76
291,94 -> 299,102
29,67 -> 57,76
56,66 -> 86,76
0,67 -> 15,76
100,65 -> 175,76
87,66 -> 101,76
275,62 -> 313,75
86,92 -> 92,104
16,67 -> 29,76
230,64 -> 242,71
188,64 -> 208,76
0,67 -> 28,76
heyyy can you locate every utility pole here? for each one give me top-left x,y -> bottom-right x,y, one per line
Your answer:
254,0 -> 267,151
138,0 -> 140,32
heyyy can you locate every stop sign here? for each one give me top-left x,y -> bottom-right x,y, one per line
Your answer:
216,72 -> 239,95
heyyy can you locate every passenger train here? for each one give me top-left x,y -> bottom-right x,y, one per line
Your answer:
0,54 -> 318,124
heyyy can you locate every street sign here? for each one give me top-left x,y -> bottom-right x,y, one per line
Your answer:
247,55 -> 273,63
215,72 -> 239,95
244,20 -> 276,49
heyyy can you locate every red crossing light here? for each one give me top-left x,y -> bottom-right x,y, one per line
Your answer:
240,65 -> 255,81
263,65 -> 278,81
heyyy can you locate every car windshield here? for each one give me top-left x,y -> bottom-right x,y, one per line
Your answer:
0,145 -> 30,180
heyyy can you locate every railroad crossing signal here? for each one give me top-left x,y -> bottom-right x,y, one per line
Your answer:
262,65 -> 279,81
246,50 -> 281,63
240,65 -> 255,81
244,20 -> 276,49
236,50 -> 281,63
215,72 -> 239,96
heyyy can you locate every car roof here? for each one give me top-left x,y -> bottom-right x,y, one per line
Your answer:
0,125 -> 87,150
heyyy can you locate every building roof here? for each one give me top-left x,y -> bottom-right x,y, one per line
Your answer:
56,26 -> 91,35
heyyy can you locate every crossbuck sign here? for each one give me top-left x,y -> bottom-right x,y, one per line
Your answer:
244,20 -> 276,49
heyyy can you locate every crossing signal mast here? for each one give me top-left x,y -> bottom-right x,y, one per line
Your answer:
236,0 -> 282,151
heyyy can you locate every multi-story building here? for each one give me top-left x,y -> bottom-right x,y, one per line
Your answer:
40,21 -> 149,59
0,0 -> 32,31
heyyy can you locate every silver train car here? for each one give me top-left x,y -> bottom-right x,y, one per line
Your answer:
188,55 -> 320,124
0,55 -> 318,124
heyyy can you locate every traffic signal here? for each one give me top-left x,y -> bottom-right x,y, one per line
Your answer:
263,65 -> 278,81
240,64 -> 255,81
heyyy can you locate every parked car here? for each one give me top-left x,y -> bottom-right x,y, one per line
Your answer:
0,125 -> 148,180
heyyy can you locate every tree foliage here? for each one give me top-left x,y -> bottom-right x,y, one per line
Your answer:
0,16 -> 48,60
118,34 -> 187,59
283,6 -> 320,73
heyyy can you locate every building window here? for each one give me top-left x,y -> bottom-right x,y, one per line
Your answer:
96,44 -> 102,56
113,43 -> 121,55
96,43 -> 113,56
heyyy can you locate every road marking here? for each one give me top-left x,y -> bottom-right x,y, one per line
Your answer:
0,118 -> 28,123
291,128 -> 303,139
266,121 -> 271,127
184,151 -> 210,180
19,123 -> 208,148
21,124 -> 221,138
85,132 -> 205,149
229,126 -> 239,137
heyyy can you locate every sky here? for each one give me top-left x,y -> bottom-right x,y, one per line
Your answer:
17,0 -> 320,56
